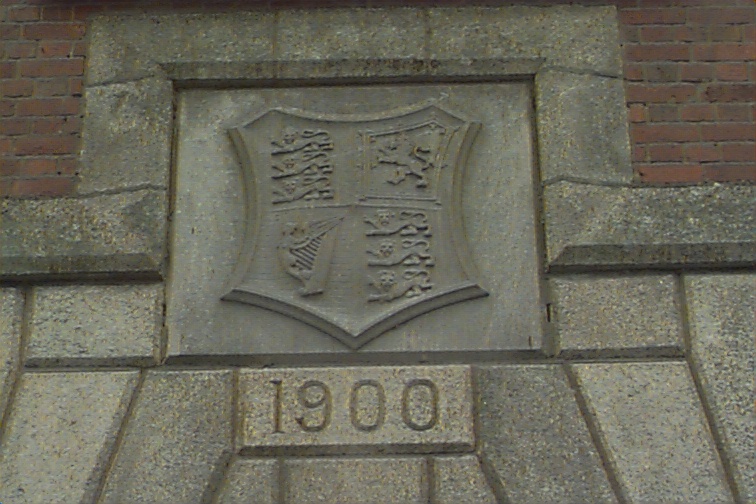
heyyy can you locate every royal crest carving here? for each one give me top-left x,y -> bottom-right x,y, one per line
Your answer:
225,104 -> 487,349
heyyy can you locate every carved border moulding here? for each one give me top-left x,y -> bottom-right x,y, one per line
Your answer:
225,104 -> 487,349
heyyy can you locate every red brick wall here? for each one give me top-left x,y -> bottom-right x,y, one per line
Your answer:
1,0 -> 754,197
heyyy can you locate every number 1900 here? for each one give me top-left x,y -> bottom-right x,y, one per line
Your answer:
269,378 -> 440,434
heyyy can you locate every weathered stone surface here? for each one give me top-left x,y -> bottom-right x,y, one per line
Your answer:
0,371 -> 138,504
168,83 -> 542,358
433,455 -> 497,504
284,457 -> 427,503
0,289 -> 22,422
99,370 -> 234,504
549,274 -> 683,355
80,77 -> 173,192
476,365 -> 617,504
87,12 -> 275,86
427,6 -> 622,76
537,71 -> 631,184
28,284 -> 162,365
545,181 -> 756,269
216,458 -> 278,504
278,8 -> 425,60
685,273 -> 756,503
0,189 -> 166,280
573,362 -> 733,503
238,366 -> 473,455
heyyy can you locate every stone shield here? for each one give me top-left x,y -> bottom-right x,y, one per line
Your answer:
225,104 -> 487,349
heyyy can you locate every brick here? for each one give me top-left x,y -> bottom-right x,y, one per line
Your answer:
41,6 -> 75,21
14,135 -> 78,156
0,118 -> 31,136
18,59 -> 83,77
644,64 -> 680,82
680,63 -> 715,82
38,41 -> 73,58
705,84 -> 755,102
626,44 -> 690,62
16,97 -> 79,117
640,26 -> 676,43
648,143 -> 684,162
8,7 -> 40,22
710,26 -> 743,43
5,42 -> 37,59
637,164 -> 705,184
624,63 -> 644,81
687,7 -> 756,25
628,104 -> 647,123
0,25 -> 21,40
684,143 -> 722,163
626,84 -> 696,103
16,158 -> 60,176
22,22 -> 86,41
701,123 -> 754,141
70,78 -> 83,96
0,176 -> 76,197
35,79 -> 70,97
681,104 -> 717,122
620,8 -> 686,25
704,164 -> 756,182
718,104 -> 753,122
648,104 -> 679,122
2,79 -> 34,98
716,64 -> 749,81
0,158 -> 20,177
723,143 -> 756,162
675,26 -> 708,42
621,26 -> 640,43
0,61 -> 15,79
0,100 -> 15,117
73,5 -> 107,21
694,44 -> 755,61
32,116 -> 81,135
631,144 -> 647,162
635,124 -> 699,143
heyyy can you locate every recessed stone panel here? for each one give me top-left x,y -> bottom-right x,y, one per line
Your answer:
238,365 -> 473,455
168,82 -> 542,358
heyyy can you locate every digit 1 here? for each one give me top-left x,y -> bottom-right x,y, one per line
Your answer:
271,379 -> 283,434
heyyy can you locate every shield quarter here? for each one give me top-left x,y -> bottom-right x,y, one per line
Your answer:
224,104 -> 488,349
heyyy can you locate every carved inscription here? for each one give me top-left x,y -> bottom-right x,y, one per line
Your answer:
270,128 -> 334,203
238,366 -> 474,454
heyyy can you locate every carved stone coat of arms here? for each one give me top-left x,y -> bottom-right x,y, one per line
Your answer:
225,104 -> 487,349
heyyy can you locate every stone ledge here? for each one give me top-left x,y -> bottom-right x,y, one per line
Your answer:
544,182 -> 756,270
0,189 -> 166,281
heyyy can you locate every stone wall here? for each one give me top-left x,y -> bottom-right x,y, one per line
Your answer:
0,5 -> 754,504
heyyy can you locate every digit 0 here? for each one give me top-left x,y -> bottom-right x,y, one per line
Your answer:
401,379 -> 439,431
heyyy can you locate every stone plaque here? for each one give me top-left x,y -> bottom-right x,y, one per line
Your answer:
169,83 -> 542,358
238,365 -> 474,455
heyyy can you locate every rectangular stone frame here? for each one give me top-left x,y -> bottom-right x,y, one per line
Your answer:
2,6 -> 752,288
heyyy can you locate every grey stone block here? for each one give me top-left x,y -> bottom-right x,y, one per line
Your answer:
284,456 -> 427,503
573,362 -> 733,504
0,371 -> 139,504
0,189 -> 166,280
544,181 -> 756,269
238,366 -> 473,455
0,289 -> 22,422
28,284 -> 162,365
427,6 -> 622,76
80,77 -> 173,192
217,458 -> 279,504
536,71 -> 632,184
476,365 -> 617,504
168,83 -> 542,358
549,274 -> 683,356
685,273 -> 756,503
99,370 -> 234,504
87,12 -> 275,86
433,455 -> 497,504
278,8 -> 425,61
